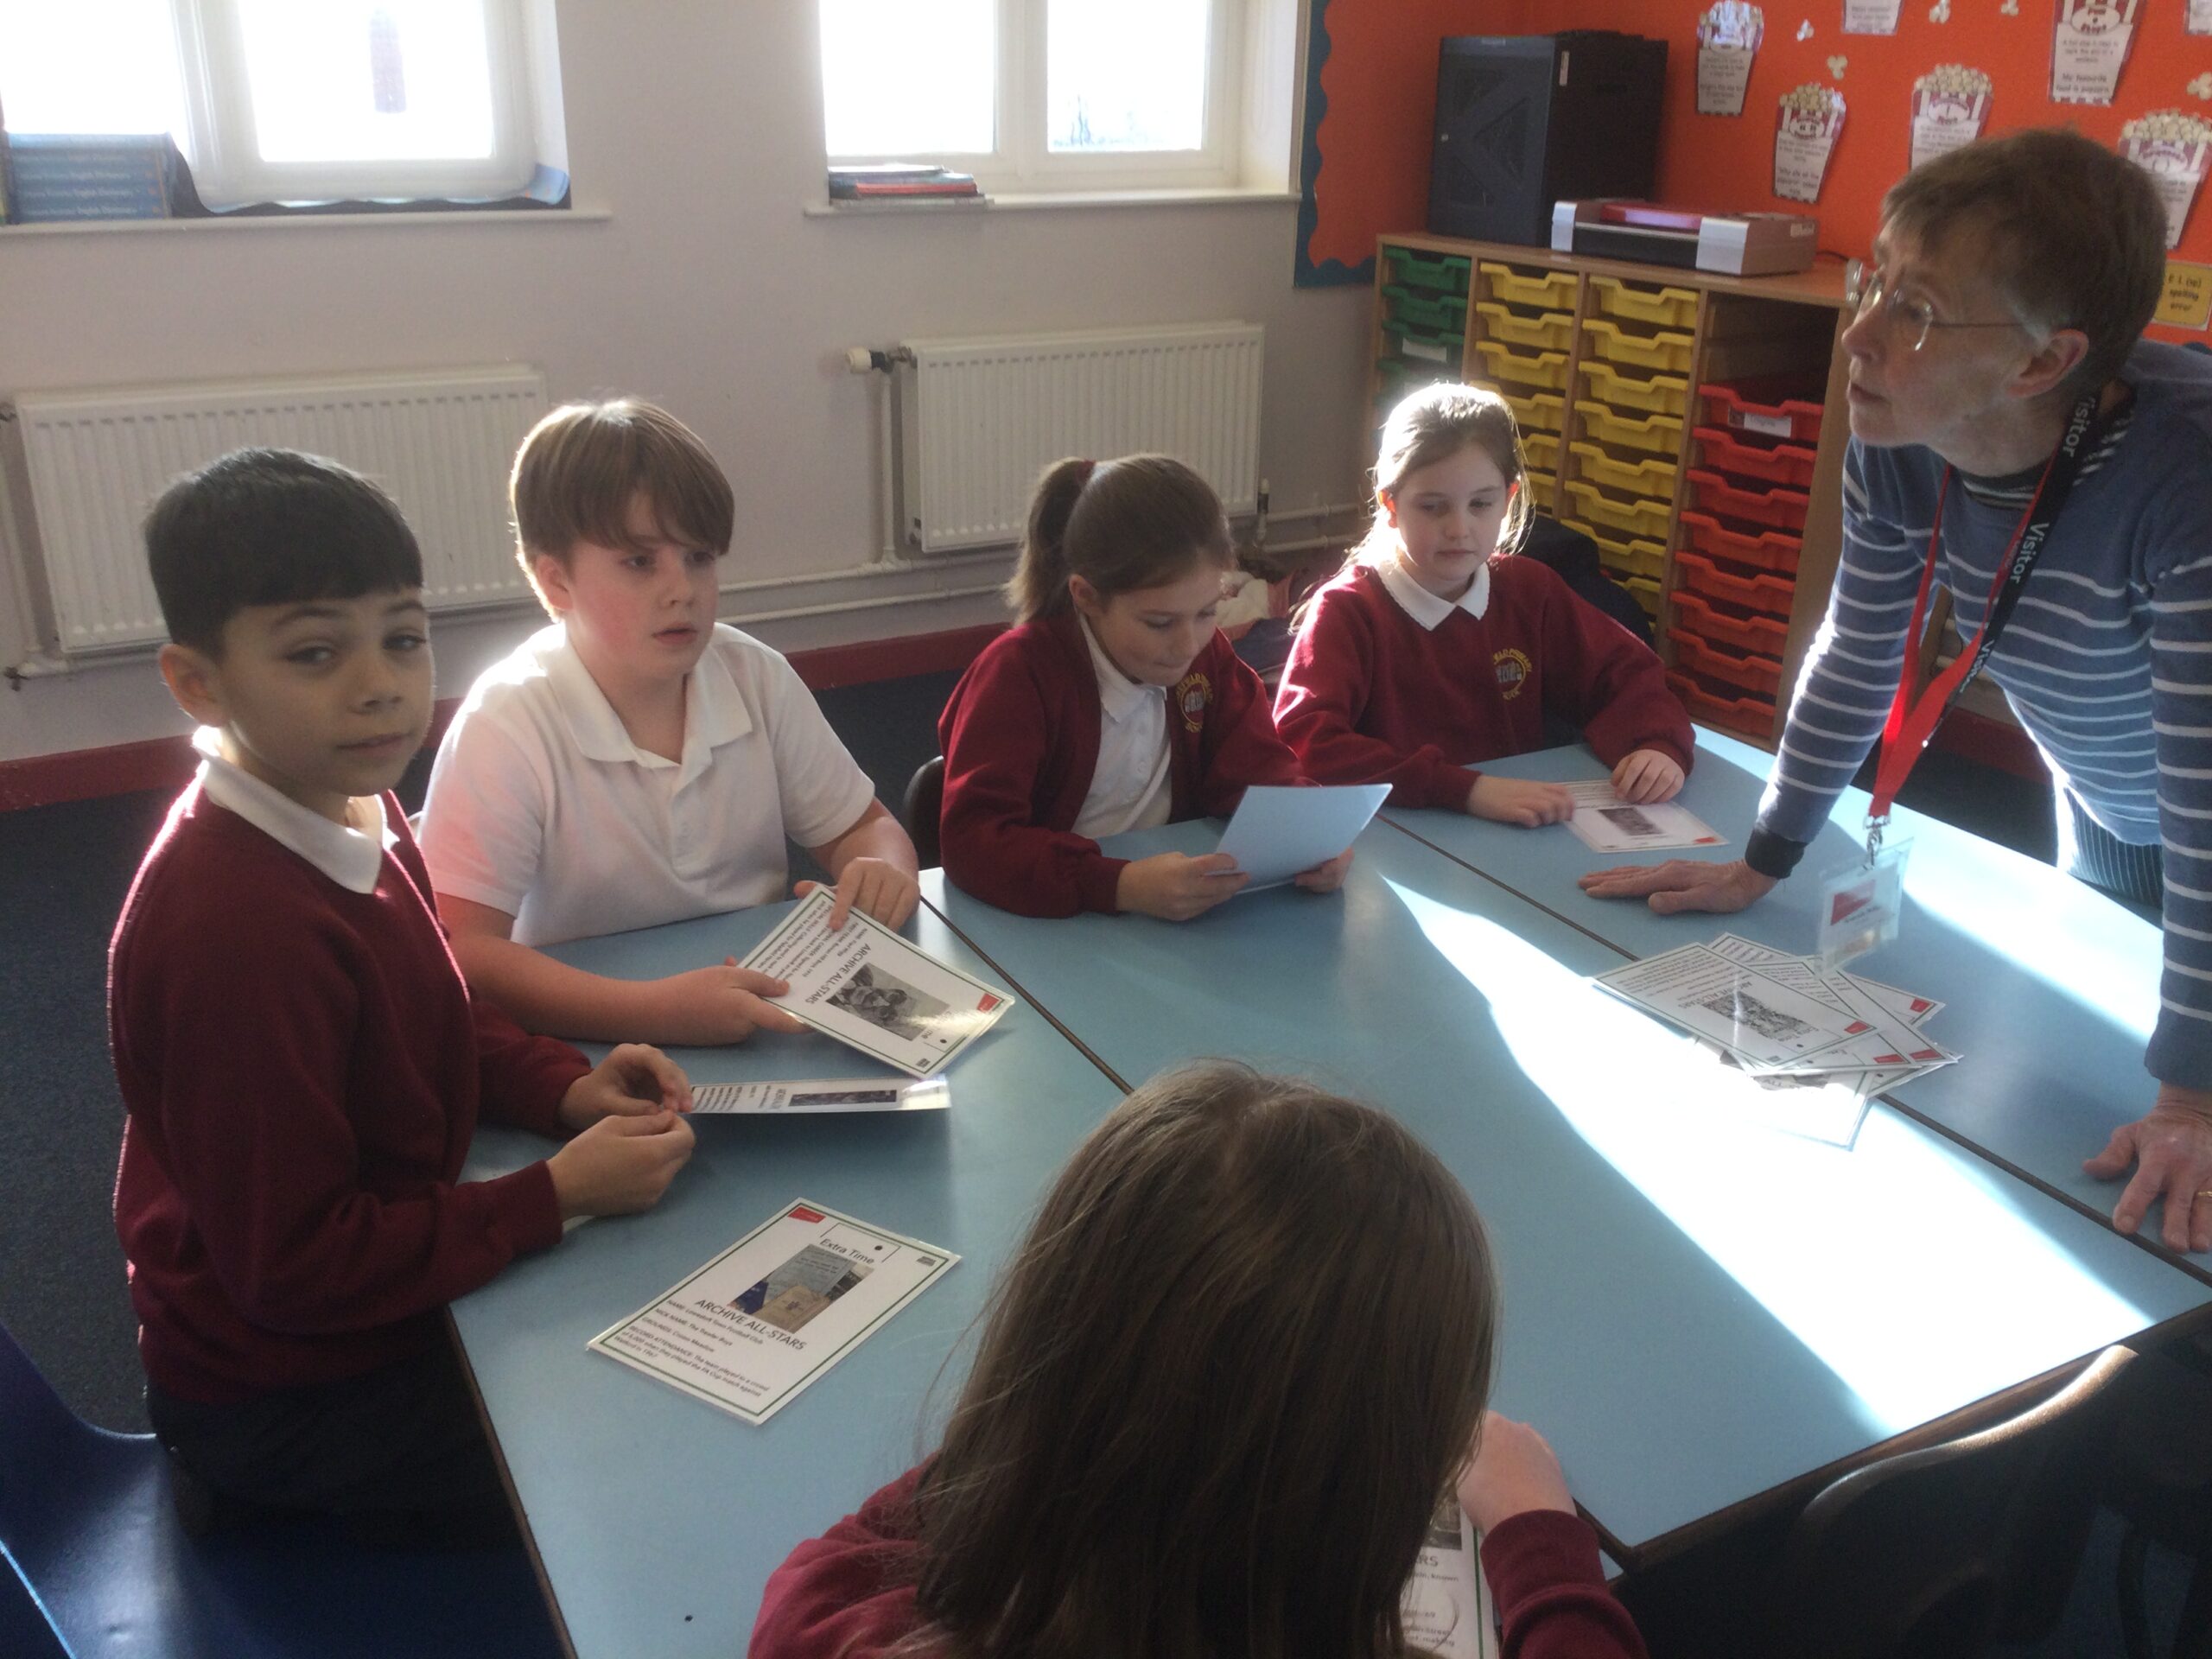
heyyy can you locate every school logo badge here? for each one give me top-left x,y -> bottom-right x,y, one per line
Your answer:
1176,671 -> 1212,733
1492,647 -> 1533,699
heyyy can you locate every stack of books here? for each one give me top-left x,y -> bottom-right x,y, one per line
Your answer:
828,163 -> 979,202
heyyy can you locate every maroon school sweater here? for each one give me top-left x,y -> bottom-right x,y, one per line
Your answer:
110,781 -> 588,1404
936,610 -> 1306,917
1274,558 -> 1692,810
747,1464 -> 1651,1659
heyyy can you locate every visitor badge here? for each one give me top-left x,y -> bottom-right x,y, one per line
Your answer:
1815,837 -> 1912,968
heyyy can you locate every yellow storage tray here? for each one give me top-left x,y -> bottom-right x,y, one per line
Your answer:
1624,574 -> 1661,618
1581,318 -> 1696,375
1588,275 -> 1700,331
1478,261 -> 1580,310
1525,469 -> 1556,516
1567,440 -> 1677,499
1564,518 -> 1667,582
1472,339 -> 1570,392
1576,403 -> 1683,456
1522,430 -> 1560,474
1472,302 -> 1575,353
1502,389 -> 1566,434
1561,479 -> 1674,542
1579,360 -> 1690,418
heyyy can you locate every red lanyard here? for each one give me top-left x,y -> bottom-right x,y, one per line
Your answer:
1865,388 -> 2121,832
1866,468 -> 2045,823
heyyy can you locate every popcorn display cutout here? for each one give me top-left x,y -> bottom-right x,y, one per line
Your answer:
1775,83 -> 1847,201
1929,0 -> 1951,19
2191,72 -> 2212,99
1798,17 -> 1816,35
1910,64 -> 1993,168
2001,0 -> 2019,13
1828,53 -> 1850,74
1844,0 -> 1902,30
2120,110 -> 2212,249
1698,1 -> 1766,115
2050,0 -> 2140,106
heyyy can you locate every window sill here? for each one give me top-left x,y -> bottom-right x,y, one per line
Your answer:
801,186 -> 1296,219
0,206 -> 613,238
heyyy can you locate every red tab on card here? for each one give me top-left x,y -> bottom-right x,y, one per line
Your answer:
791,1205 -> 826,1224
977,994 -> 1001,1011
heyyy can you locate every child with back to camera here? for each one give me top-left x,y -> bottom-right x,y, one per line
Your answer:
937,454 -> 1351,919
1275,384 -> 1692,828
749,1062 -> 1648,1659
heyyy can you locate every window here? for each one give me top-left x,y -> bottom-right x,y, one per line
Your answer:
818,0 -> 1253,195
0,0 -> 560,212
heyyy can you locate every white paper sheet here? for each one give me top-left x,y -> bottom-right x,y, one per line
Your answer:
740,889 -> 1015,1077
589,1200 -> 957,1424
1596,943 -> 1874,1069
1560,780 -> 1727,853
689,1076 -> 950,1115
1214,784 -> 1389,891
1402,1499 -> 1499,1659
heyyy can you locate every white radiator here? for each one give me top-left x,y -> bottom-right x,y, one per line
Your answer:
7,365 -> 548,657
895,322 -> 1264,553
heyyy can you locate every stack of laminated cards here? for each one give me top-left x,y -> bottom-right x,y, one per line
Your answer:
1595,934 -> 1955,1103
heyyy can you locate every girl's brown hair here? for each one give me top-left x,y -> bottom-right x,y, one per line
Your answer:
906,1062 -> 1499,1659
1004,454 -> 1236,625
509,399 -> 734,601
1357,382 -> 1533,569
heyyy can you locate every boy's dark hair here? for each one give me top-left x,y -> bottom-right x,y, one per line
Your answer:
907,1062 -> 1498,1659
144,448 -> 423,656
509,399 -> 735,594
1882,127 -> 2168,398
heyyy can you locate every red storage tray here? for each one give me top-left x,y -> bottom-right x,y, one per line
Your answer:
1668,627 -> 1784,699
1676,509 -> 1802,576
1686,470 -> 1810,533
1669,589 -> 1790,658
1691,425 -> 1818,490
1666,668 -> 1777,738
1675,549 -> 1796,617
1700,376 -> 1826,443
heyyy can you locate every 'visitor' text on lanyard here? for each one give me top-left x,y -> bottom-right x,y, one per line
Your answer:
1864,388 -> 2132,863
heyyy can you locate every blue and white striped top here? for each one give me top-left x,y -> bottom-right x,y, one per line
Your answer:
1755,341 -> 2212,1084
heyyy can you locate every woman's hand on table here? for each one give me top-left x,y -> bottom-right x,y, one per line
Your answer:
1578,856 -> 1776,914
2085,1081 -> 2212,1253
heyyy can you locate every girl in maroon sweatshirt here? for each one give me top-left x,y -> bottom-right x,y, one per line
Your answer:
748,1063 -> 1649,1659
938,454 -> 1348,918
1275,384 -> 1691,828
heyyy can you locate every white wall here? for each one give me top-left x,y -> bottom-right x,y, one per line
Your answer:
0,0 -> 1371,765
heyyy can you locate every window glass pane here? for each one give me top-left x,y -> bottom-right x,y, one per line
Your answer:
820,0 -> 994,158
0,0 -> 184,136
237,0 -> 495,162
1047,0 -> 1205,154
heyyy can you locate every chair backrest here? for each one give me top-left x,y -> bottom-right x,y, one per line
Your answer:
1772,1344 -> 2135,1659
0,1321 -> 95,1558
905,756 -> 946,868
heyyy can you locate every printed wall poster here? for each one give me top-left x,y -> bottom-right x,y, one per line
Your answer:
2189,0 -> 2212,34
1844,0 -> 1903,31
1698,1 -> 1766,116
1775,84 -> 1848,201
2050,0 -> 2140,106
1910,64 -> 1993,168
2121,111 -> 2212,251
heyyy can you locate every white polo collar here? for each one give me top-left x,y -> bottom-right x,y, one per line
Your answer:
1375,553 -> 1491,631
539,622 -> 753,782
192,728 -> 393,894
1079,615 -> 1163,724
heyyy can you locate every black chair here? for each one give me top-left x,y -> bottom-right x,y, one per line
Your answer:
1769,1344 -> 2136,1659
905,755 -> 946,868
2106,1341 -> 2212,1659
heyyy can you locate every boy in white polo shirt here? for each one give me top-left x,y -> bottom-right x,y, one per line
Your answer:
419,399 -> 921,1046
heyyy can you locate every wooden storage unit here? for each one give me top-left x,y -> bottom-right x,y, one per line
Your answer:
1368,233 -> 1853,749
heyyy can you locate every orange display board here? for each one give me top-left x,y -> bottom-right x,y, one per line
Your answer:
1299,0 -> 2212,340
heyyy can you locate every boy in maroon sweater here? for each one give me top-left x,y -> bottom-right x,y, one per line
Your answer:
112,449 -> 698,1534
1278,385 -> 1690,825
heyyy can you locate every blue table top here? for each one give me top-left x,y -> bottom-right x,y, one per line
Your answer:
926,817 -> 2211,1558
1380,733 -> 2198,1270
454,898 -> 1124,1659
